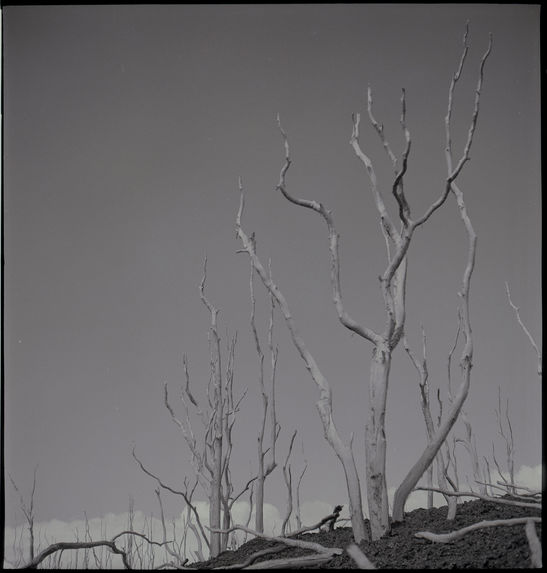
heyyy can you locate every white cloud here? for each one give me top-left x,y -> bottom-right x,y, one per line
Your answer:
514,463 -> 542,491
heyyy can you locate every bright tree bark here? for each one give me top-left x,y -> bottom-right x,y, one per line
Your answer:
392,27 -> 492,522
249,261 -> 280,533
236,24 -> 491,541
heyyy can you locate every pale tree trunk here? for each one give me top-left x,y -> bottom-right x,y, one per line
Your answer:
281,430 -> 297,536
160,259 -> 249,559
200,261 -> 224,558
403,330 -> 457,517
208,427 -> 223,558
235,23 -> 491,543
294,446 -> 308,530
364,342 -> 391,540
8,466 -> 38,564
250,262 -> 280,534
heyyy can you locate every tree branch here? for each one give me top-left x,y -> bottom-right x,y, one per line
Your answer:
276,115 -> 381,344
414,486 -> 541,509
415,517 -> 541,544
505,281 -> 542,376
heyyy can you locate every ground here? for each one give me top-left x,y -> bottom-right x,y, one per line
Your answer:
190,496 -> 541,569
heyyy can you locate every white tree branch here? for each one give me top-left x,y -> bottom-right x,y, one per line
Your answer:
414,486 -> 541,509
415,517 -> 541,544
346,543 -> 376,569
277,115 -> 381,344
505,281 -> 542,376
525,519 -> 543,568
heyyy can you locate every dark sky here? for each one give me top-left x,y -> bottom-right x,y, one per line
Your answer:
3,3 -> 541,534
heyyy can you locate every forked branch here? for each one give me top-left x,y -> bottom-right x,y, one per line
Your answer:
276,115 -> 381,345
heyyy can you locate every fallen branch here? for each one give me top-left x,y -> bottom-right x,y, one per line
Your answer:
206,523 -> 343,569
21,531 -> 171,569
208,524 -> 342,555
240,552 -> 340,569
414,486 -> 541,509
525,519 -> 542,568
218,545 -> 288,569
496,480 -> 542,496
346,543 -> 376,569
474,480 -> 541,501
415,517 -> 541,543
288,505 -> 344,536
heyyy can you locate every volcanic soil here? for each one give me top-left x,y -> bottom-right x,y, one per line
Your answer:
189,496 -> 541,569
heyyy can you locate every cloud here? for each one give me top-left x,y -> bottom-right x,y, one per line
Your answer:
516,464 -> 542,490
499,463 -> 542,492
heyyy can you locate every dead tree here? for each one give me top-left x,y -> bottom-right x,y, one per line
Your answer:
146,258 -> 251,558
236,25 -> 491,540
8,466 -> 38,564
280,430 -> 298,536
249,260 -> 281,533
392,26 -> 492,523
492,386 -> 515,494
294,440 -> 308,531
403,329 -> 458,518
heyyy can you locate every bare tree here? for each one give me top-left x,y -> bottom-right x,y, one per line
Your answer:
403,329 -> 458,518
249,260 -> 281,533
158,257 -> 251,558
492,386 -> 515,494
8,466 -> 38,563
294,439 -> 308,531
392,26 -> 492,523
280,430 -> 298,536
236,24 -> 491,540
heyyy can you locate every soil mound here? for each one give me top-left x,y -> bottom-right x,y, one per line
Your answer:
190,497 -> 541,569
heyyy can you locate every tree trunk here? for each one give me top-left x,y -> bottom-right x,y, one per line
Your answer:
255,461 -> 265,533
392,359 -> 472,522
365,342 -> 391,540
336,446 -> 368,543
209,433 -> 223,557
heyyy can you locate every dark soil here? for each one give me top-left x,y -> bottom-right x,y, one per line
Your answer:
190,497 -> 542,569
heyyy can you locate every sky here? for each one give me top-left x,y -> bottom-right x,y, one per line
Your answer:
2,3 -> 542,564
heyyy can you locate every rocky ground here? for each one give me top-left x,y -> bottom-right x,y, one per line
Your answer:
189,496 -> 541,569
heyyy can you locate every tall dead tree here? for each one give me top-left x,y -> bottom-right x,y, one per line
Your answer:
249,260 -> 281,533
8,466 -> 38,564
392,27 -> 491,521
160,258 -> 250,558
236,24 -> 491,540
403,329 -> 458,519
